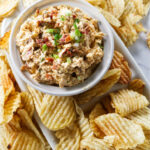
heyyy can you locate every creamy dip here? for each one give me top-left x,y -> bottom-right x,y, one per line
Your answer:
16,5 -> 104,87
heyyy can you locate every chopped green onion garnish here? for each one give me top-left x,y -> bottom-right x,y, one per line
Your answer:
60,15 -> 66,21
54,34 -> 62,41
41,58 -> 45,62
46,29 -> 54,33
42,44 -> 48,52
74,18 -> 80,23
77,76 -> 81,80
73,23 -> 78,29
53,54 -> 59,59
75,29 -> 82,37
67,57 -> 71,64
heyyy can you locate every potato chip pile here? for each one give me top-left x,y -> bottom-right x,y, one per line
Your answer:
0,54 -> 51,150
27,49 -> 150,149
87,0 -> 150,46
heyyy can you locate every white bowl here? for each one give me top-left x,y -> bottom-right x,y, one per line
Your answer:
9,0 -> 114,96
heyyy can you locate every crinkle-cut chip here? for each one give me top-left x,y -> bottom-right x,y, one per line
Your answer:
133,0 -> 144,15
86,0 -> 105,6
134,24 -> 147,33
98,8 -> 121,27
9,130 -> 46,150
39,94 -> 76,131
23,0 -> 38,8
89,103 -> 106,138
74,69 -> 121,104
147,32 -> 150,49
55,124 -> 80,150
127,107 -> 150,130
21,92 -> 34,117
0,31 -> 10,51
110,50 -> 131,84
95,113 -> 145,150
106,0 -> 125,18
80,136 -> 115,150
143,2 -> 150,15
17,109 -> 46,145
120,1 -> 136,19
122,14 -> 142,26
75,102 -> 93,138
128,79 -> 145,94
27,85 -> 43,114
3,93 -> 21,124
0,0 -> 18,20
110,89 -> 149,116
101,96 -> 115,113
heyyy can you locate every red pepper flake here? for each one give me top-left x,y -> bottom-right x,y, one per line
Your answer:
73,15 -> 76,19
65,35 -> 71,43
36,8 -> 40,14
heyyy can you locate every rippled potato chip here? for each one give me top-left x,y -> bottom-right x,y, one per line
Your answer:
95,113 -> 145,149
0,31 -> 11,51
80,136 -> 115,150
21,92 -> 34,117
110,89 -> 149,116
89,103 -> 106,138
128,79 -> 145,94
17,109 -> 46,145
134,139 -> 150,150
110,50 -> 131,84
99,8 -> 121,27
27,86 -> 43,114
55,124 -> 80,150
28,86 -> 76,131
75,102 -> 93,139
147,32 -> 150,49
101,96 -> 115,113
133,0 -> 144,15
3,93 -> 21,124
127,107 -> 150,130
107,0 -> 125,18
74,69 -> 121,104
134,23 -> 147,33
0,0 -> 18,20
23,0 -> 38,8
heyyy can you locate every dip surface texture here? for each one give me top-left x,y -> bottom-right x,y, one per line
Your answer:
16,5 -> 104,87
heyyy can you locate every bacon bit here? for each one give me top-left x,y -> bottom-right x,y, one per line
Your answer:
45,74 -> 53,80
36,8 -> 40,14
45,57 -> 54,63
65,35 -> 71,43
21,65 -> 28,71
51,9 -> 58,16
46,42 -> 52,47
43,37 -> 49,42
73,15 -> 76,19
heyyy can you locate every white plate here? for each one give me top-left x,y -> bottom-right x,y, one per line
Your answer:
9,0 -> 114,96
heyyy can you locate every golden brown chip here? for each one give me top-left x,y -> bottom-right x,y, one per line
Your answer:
128,79 -> 145,94
74,68 -> 121,104
89,103 -> 106,138
55,124 -> 80,150
86,0 -> 104,6
110,50 -> 132,84
147,32 -> 150,49
101,96 -> 115,113
23,0 -> 38,8
28,86 -> 76,131
127,107 -> 150,130
134,23 -> 147,33
27,85 -> 43,114
3,93 -> 21,124
133,0 -> 144,15
17,109 -> 46,145
99,8 -> 121,27
75,102 -> 93,139
80,136 -> 115,150
110,89 -> 149,116
0,0 -> 18,20
21,92 -> 34,117
143,1 -> 150,16
0,31 -> 10,51
106,0 -> 125,18
95,113 -> 145,150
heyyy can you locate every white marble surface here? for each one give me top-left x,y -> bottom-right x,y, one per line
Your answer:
129,11 -> 150,82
